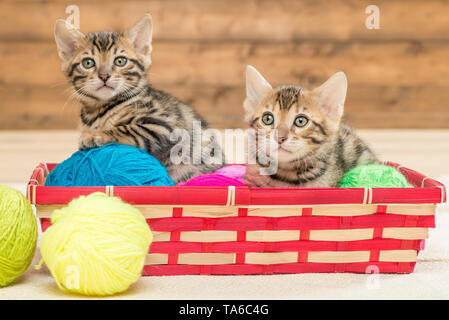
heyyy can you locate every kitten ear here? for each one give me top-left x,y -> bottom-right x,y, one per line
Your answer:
126,14 -> 153,57
244,65 -> 272,113
54,19 -> 85,61
313,71 -> 347,120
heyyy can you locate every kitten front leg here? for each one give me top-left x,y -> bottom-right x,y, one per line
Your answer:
243,164 -> 278,187
79,129 -> 117,150
79,125 -> 146,151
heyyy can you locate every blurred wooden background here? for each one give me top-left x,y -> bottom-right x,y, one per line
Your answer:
1,0 -> 449,130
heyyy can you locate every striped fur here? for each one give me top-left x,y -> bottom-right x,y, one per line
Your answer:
55,15 -> 223,183
243,67 -> 378,188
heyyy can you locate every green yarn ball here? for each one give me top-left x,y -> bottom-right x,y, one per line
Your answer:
339,164 -> 412,188
0,184 -> 38,287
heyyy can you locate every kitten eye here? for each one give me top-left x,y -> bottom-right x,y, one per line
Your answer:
294,115 -> 309,127
114,56 -> 128,67
81,58 -> 95,69
261,112 -> 274,125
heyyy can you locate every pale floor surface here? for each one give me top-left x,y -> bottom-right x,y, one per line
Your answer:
0,129 -> 449,300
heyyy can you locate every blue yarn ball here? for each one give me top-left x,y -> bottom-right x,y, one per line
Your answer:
45,143 -> 175,187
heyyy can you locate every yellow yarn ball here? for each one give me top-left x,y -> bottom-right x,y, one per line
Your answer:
0,184 -> 37,287
40,192 -> 152,296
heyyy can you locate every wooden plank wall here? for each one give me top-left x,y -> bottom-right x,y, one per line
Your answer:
1,0 -> 448,130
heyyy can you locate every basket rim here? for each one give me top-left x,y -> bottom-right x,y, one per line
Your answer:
26,162 -> 446,205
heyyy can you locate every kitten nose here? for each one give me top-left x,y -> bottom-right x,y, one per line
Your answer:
98,73 -> 111,82
277,136 -> 287,144
277,124 -> 289,144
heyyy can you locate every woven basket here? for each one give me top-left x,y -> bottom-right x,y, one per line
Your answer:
27,162 -> 446,275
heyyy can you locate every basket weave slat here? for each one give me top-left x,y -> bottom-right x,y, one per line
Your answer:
382,227 -> 428,240
179,230 -> 237,242
148,239 -> 423,254
245,228 -> 428,242
143,262 -> 417,275
379,250 -> 418,262
178,253 -> 235,265
152,231 -> 171,242
246,204 -> 435,217
37,210 -> 435,232
35,203 -> 436,218
145,253 -> 168,265
144,250 -> 417,266
146,215 -> 435,232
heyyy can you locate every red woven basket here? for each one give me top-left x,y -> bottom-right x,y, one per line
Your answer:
27,162 -> 446,275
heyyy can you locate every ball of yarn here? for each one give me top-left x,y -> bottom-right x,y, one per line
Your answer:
339,164 -> 412,188
45,143 -> 174,187
0,184 -> 37,287
39,192 -> 152,296
179,174 -> 246,187
214,165 -> 247,183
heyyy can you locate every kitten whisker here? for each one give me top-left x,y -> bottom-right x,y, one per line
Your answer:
61,81 -> 96,112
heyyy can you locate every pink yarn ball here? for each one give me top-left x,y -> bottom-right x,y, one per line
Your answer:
179,173 -> 246,187
213,165 -> 246,182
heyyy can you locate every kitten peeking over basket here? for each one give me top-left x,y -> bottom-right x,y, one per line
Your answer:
54,14 -> 223,183
243,65 -> 378,188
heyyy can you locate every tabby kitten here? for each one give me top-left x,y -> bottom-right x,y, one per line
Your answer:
243,65 -> 378,188
54,14 -> 223,183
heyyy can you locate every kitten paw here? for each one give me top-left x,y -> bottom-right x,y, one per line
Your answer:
79,131 -> 110,150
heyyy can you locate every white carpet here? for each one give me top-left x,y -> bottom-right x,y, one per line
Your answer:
1,179 -> 448,300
